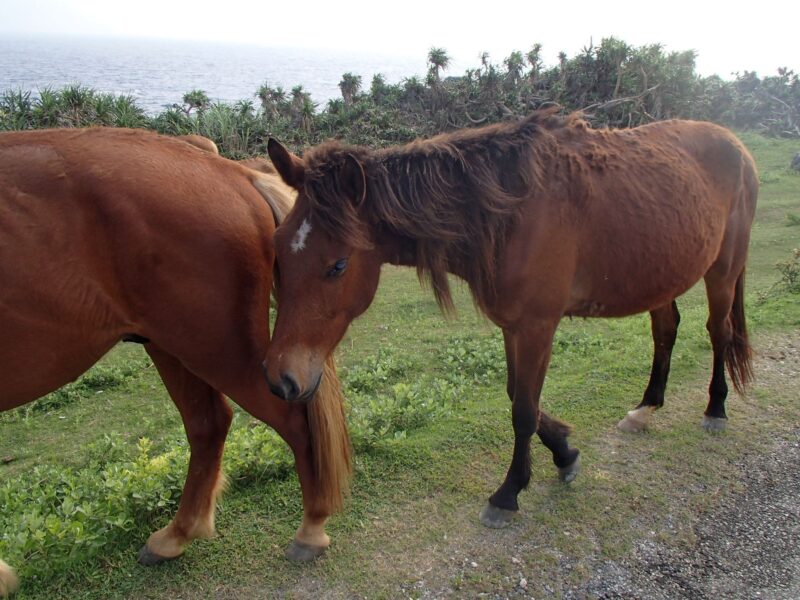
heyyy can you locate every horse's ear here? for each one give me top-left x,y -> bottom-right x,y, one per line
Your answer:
342,153 -> 367,206
267,138 -> 305,190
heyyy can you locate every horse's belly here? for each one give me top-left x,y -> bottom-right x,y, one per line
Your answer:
568,234 -> 720,318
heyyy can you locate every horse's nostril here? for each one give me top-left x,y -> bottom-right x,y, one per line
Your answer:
281,373 -> 300,400
269,372 -> 301,401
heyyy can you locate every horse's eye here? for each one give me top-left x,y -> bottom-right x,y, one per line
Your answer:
326,258 -> 348,278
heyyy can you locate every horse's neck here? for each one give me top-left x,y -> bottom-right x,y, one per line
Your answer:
381,234 -> 417,268
380,234 -> 471,282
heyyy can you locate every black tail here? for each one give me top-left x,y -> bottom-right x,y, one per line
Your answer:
726,270 -> 753,394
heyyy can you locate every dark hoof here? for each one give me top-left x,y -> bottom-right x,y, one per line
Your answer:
702,415 -> 728,433
285,539 -> 327,563
558,454 -> 581,483
137,544 -> 176,567
479,502 -> 516,529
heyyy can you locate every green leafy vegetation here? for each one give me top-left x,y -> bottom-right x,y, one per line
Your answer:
2,39 -> 798,158
775,248 -> 800,293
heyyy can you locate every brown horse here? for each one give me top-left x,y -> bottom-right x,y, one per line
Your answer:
0,128 -> 351,596
263,109 -> 757,529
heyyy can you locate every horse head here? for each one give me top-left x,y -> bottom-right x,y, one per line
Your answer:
264,138 -> 385,402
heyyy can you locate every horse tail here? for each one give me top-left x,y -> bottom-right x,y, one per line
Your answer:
307,354 -> 352,514
726,269 -> 753,394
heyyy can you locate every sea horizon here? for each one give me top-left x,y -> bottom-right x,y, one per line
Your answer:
0,33 -> 453,113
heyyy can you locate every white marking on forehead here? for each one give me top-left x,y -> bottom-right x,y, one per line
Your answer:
291,219 -> 312,253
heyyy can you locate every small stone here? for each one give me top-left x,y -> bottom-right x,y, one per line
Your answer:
470,561 -> 478,568
520,577 -> 528,589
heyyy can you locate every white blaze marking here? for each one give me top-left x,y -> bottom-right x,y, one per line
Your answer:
291,219 -> 312,253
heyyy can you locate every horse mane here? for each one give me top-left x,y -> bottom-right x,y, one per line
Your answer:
301,107 -> 579,312
250,171 -> 296,225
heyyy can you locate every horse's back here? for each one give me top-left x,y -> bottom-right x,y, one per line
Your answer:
504,119 -> 758,320
0,128 -> 277,408
580,120 -> 756,315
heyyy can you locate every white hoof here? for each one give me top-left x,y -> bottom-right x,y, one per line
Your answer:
0,560 -> 18,597
702,415 -> 728,432
558,454 -> 581,483
479,503 -> 516,529
617,406 -> 656,433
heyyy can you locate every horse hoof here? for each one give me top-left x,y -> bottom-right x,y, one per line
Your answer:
137,544 -> 177,567
617,406 -> 655,433
702,415 -> 727,433
558,454 -> 581,483
479,503 -> 516,529
0,560 -> 18,597
285,540 -> 327,563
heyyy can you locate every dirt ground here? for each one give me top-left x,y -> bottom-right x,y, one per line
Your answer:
571,431 -> 799,599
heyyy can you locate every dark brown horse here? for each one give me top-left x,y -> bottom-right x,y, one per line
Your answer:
264,109 -> 757,529
0,128 -> 351,596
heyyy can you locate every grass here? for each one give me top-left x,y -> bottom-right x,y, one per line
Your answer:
1,133 -> 799,599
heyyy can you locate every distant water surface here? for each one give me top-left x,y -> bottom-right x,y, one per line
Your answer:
0,35 -> 430,113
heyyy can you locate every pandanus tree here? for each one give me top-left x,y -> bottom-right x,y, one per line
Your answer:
339,72 -> 362,108
257,83 -> 287,119
181,89 -> 210,116
427,47 -> 451,85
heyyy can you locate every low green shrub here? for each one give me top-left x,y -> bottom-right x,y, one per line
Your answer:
0,340 -> 467,579
776,248 -> 800,293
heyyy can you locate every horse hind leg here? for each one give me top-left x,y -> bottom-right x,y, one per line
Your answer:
537,411 -> 581,482
137,344 -> 233,565
0,559 -> 18,598
618,301 -> 680,433
702,268 -> 752,432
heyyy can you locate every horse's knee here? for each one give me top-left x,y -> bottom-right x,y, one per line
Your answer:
185,402 -> 233,449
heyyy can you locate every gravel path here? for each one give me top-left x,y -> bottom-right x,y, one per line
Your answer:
572,429 -> 800,599
564,334 -> 800,599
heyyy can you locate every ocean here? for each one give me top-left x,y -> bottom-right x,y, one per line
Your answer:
0,34 -> 433,114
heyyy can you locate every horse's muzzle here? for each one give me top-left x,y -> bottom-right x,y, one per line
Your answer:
262,362 -> 320,403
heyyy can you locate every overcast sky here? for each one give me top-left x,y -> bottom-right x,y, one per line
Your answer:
1,0 -> 797,78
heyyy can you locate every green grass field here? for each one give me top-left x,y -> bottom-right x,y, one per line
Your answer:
1,132 -> 799,599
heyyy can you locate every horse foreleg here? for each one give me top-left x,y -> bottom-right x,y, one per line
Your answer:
481,320 -> 563,528
232,388 -> 333,562
137,345 -> 233,566
0,559 -> 18,598
283,425 -> 333,563
618,301 -> 680,433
